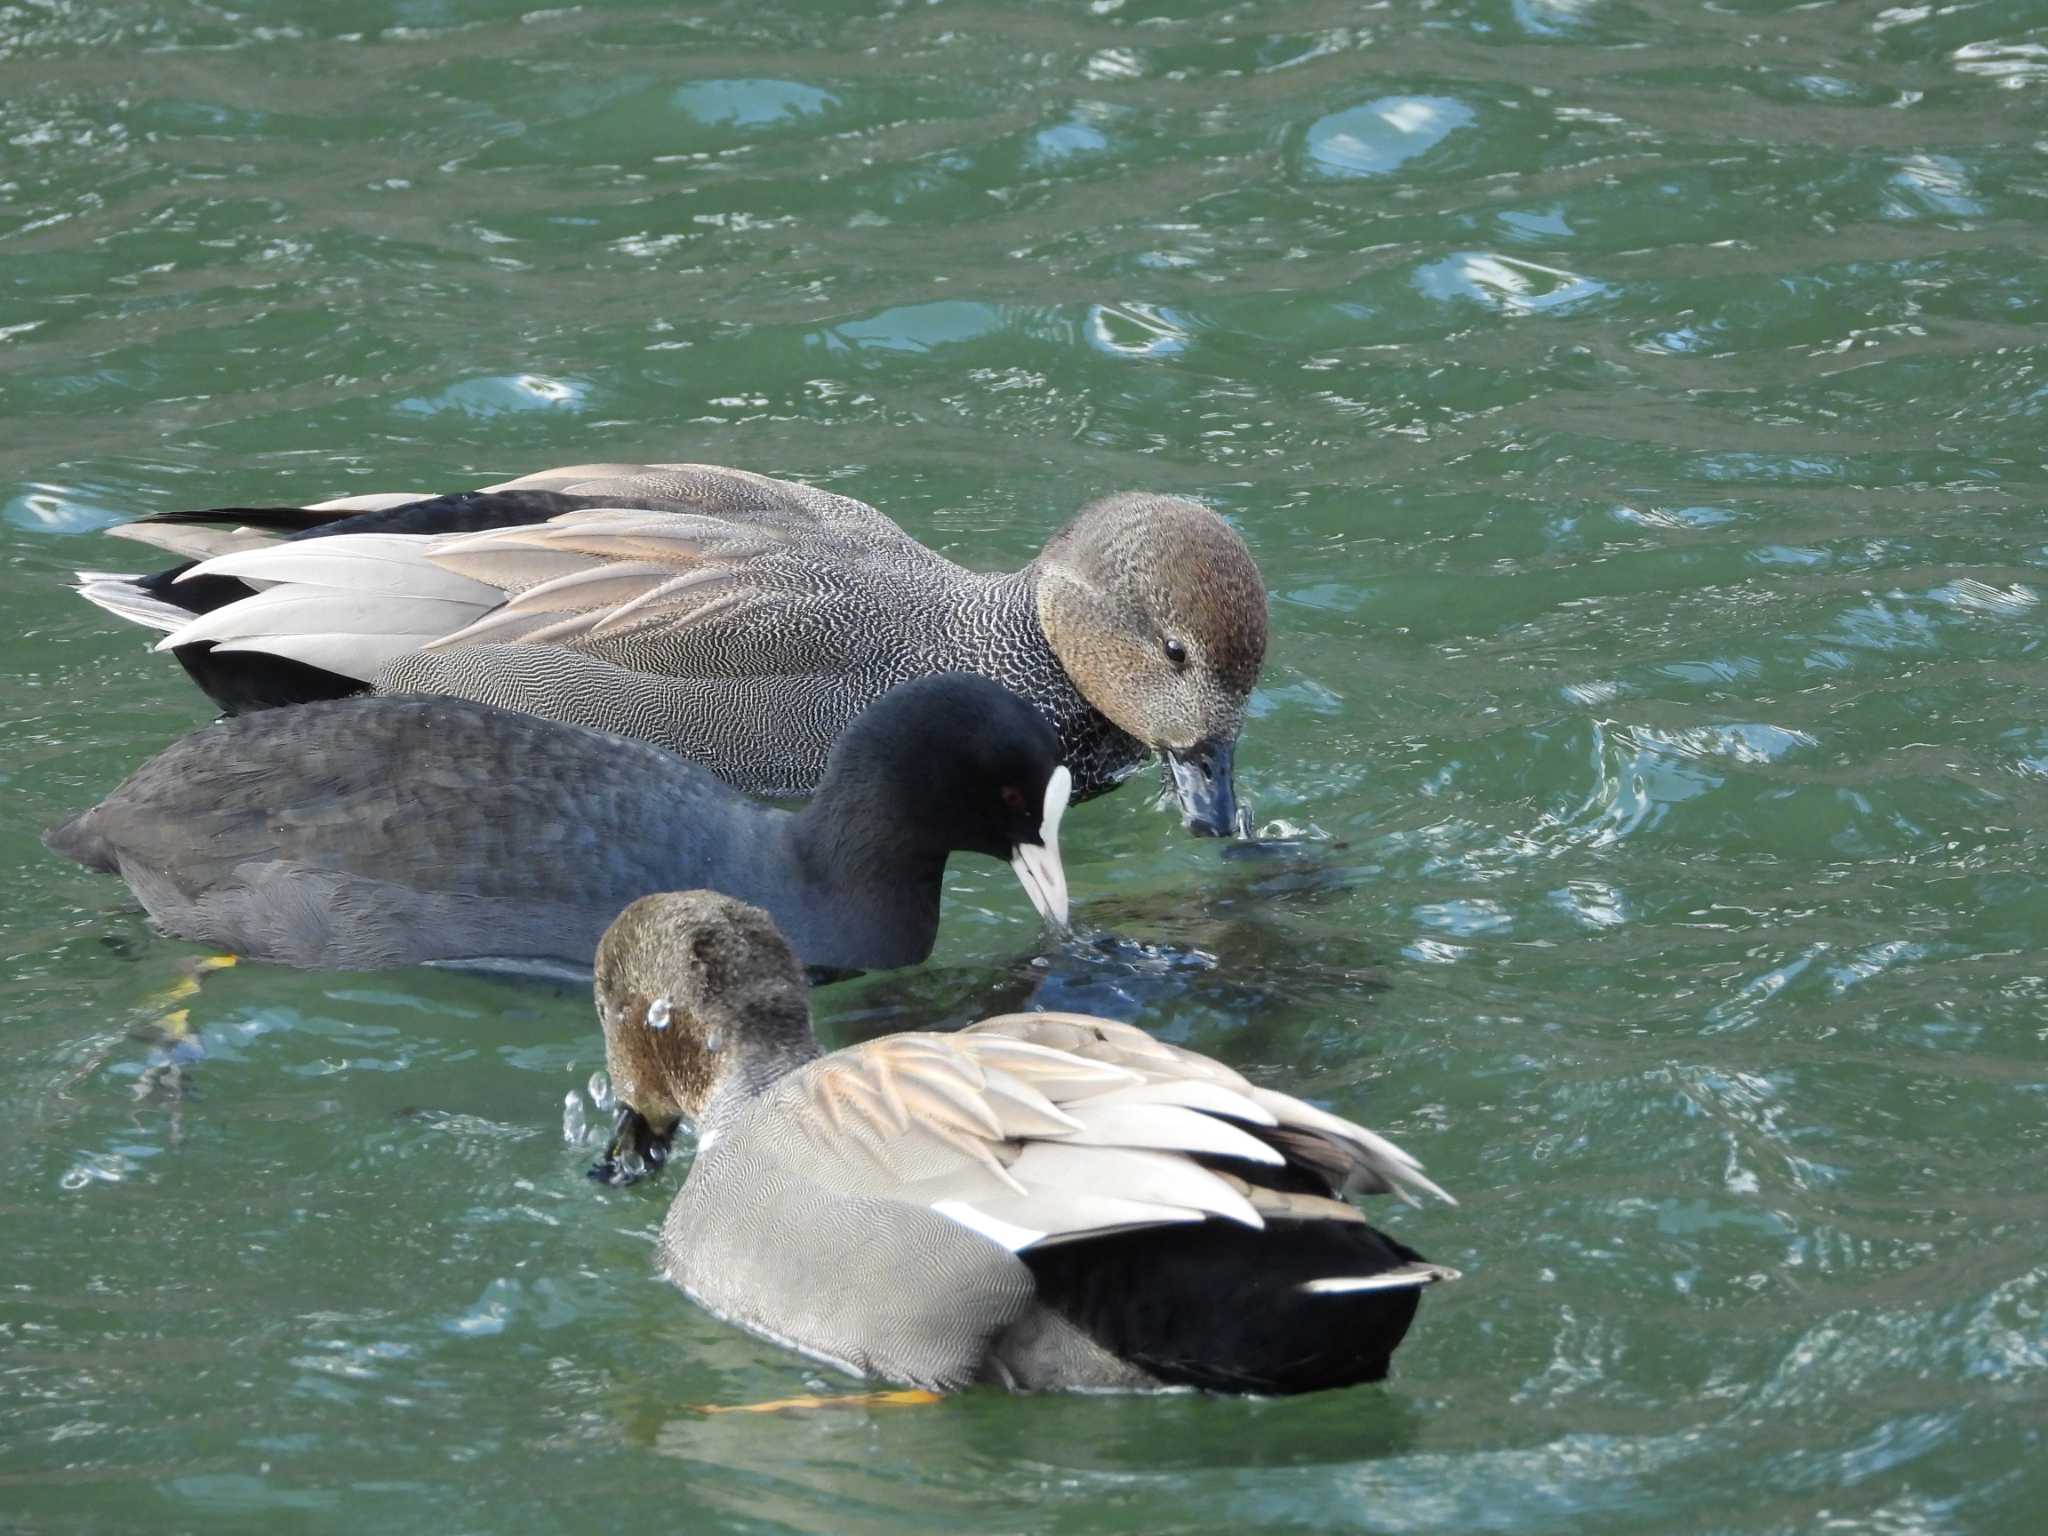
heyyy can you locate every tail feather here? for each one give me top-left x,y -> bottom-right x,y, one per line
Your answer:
119,503 -> 372,532
69,490 -> 596,715
1020,1217 -> 1451,1393
43,808 -> 113,873
105,522 -> 282,562
72,574 -> 193,634
1298,1262 -> 1461,1295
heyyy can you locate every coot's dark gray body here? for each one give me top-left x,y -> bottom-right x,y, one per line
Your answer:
45,675 -> 1067,975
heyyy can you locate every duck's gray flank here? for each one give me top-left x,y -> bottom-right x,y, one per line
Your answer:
384,566 -> 1139,804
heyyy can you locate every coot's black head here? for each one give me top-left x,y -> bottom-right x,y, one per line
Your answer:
818,673 -> 1070,926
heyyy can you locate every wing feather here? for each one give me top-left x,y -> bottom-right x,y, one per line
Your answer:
1006,1143 -> 1263,1229
936,1192 -> 1204,1251
432,592 -> 748,650
106,523 -> 277,561
155,588 -> 497,677
757,1017 -> 1449,1263
1245,1088 -> 1457,1207
99,462 -> 952,685
435,508 -> 771,561
1056,1099 -> 1286,1166
486,560 -> 687,615
963,1012 -> 1453,1207
207,631 -> 436,676
178,535 -> 500,603
585,569 -> 749,639
480,463 -> 665,493
948,1035 -> 1139,1100
304,492 -> 434,513
73,575 -> 192,634
1073,1077 -> 1280,1126
421,545 -> 594,593
968,1012 -> 1223,1075
974,1068 -> 1086,1139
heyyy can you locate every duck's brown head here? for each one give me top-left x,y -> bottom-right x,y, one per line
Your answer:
1034,494 -> 1268,836
590,891 -> 815,1181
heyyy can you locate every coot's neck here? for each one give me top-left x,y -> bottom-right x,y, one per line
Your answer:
783,780 -> 951,972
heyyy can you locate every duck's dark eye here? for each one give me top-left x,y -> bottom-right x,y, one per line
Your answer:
1001,785 -> 1028,813
1163,638 -> 1188,669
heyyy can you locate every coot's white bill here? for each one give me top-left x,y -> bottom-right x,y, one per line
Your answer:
1009,765 -> 1071,928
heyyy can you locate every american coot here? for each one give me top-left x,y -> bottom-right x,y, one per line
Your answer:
592,890 -> 1459,1396
44,674 -> 1070,977
72,462 -> 1268,835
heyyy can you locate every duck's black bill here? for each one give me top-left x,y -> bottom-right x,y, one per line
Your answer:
588,1106 -> 674,1186
1166,738 -> 1239,838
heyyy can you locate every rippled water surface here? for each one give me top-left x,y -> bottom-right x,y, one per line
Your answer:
5,0 -> 2046,1529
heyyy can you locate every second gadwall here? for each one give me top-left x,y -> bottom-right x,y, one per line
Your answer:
75,462 -> 1269,835
591,890 -> 1458,1395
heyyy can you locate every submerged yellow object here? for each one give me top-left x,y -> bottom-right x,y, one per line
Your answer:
145,953 -> 238,1011
692,1389 -> 944,1416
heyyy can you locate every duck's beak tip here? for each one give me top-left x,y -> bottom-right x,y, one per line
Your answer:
1165,737 -> 1240,838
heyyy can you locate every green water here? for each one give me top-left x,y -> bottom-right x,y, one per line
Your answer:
5,0 -> 2046,1529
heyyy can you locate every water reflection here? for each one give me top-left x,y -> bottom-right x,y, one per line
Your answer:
1305,96 -> 1476,179
646,1385 -> 1424,1534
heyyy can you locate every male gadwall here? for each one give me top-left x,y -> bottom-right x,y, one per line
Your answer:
45,675 -> 1069,976
591,890 -> 1458,1395
75,463 -> 1268,834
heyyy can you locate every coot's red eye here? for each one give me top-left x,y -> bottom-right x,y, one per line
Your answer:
1001,785 -> 1027,813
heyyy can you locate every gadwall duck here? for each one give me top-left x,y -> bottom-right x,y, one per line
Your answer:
74,463 -> 1268,835
591,890 -> 1458,1395
44,675 -> 1069,976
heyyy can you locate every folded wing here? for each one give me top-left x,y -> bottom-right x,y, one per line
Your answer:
112,463 -> 953,686
965,1011 -> 1457,1207
761,1014 -> 1451,1261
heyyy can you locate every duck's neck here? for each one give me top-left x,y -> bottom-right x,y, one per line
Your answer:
966,568 -> 1149,801
697,1028 -> 823,1147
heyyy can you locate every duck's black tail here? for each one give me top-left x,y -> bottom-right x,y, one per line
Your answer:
1021,1217 -> 1456,1395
